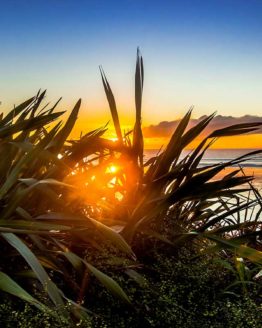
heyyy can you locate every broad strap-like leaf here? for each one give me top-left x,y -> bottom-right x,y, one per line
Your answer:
0,123 -> 61,199
48,99 -> 81,152
85,261 -> 131,305
1,233 -> 65,308
46,213 -> 135,258
133,48 -> 144,166
0,271 -> 53,313
0,220 -> 70,231
0,111 -> 64,139
88,217 -> 136,259
203,234 -> 262,264
61,251 -> 131,304
208,122 -> 262,138
100,66 -> 123,144
0,97 -> 35,126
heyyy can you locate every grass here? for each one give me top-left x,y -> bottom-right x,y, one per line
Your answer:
0,50 -> 261,326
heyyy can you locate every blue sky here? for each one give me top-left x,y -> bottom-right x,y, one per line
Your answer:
1,0 -> 262,128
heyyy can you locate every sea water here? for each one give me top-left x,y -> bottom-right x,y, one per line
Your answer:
144,148 -> 262,221
144,148 -> 262,190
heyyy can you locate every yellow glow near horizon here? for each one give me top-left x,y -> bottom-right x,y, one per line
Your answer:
68,112 -> 262,149
143,134 -> 262,149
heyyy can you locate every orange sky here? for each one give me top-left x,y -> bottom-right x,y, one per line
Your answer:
143,133 -> 262,150
1,96 -> 260,150
71,116 -> 262,149
65,108 -> 262,149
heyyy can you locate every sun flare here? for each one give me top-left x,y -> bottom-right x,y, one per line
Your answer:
106,165 -> 118,174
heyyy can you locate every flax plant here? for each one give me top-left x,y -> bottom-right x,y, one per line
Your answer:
0,50 -> 261,323
0,92 -> 134,322
99,50 -> 262,265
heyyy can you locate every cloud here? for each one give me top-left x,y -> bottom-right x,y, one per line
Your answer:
143,115 -> 262,138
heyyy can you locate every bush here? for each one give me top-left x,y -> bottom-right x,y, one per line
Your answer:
0,51 -> 261,326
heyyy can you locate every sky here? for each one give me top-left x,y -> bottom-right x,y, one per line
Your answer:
0,0 -> 262,148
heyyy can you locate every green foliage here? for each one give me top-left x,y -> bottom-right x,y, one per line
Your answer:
70,247 -> 262,327
0,89 -> 135,320
0,297 -> 92,328
0,50 -> 261,326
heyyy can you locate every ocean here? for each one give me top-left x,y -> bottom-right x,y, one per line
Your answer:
144,148 -> 262,190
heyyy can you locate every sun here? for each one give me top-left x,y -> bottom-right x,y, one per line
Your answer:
106,164 -> 118,174
110,165 -> 117,173
109,137 -> 118,142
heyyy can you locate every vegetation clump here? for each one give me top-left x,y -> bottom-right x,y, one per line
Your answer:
0,51 -> 261,327
1,247 -> 261,327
